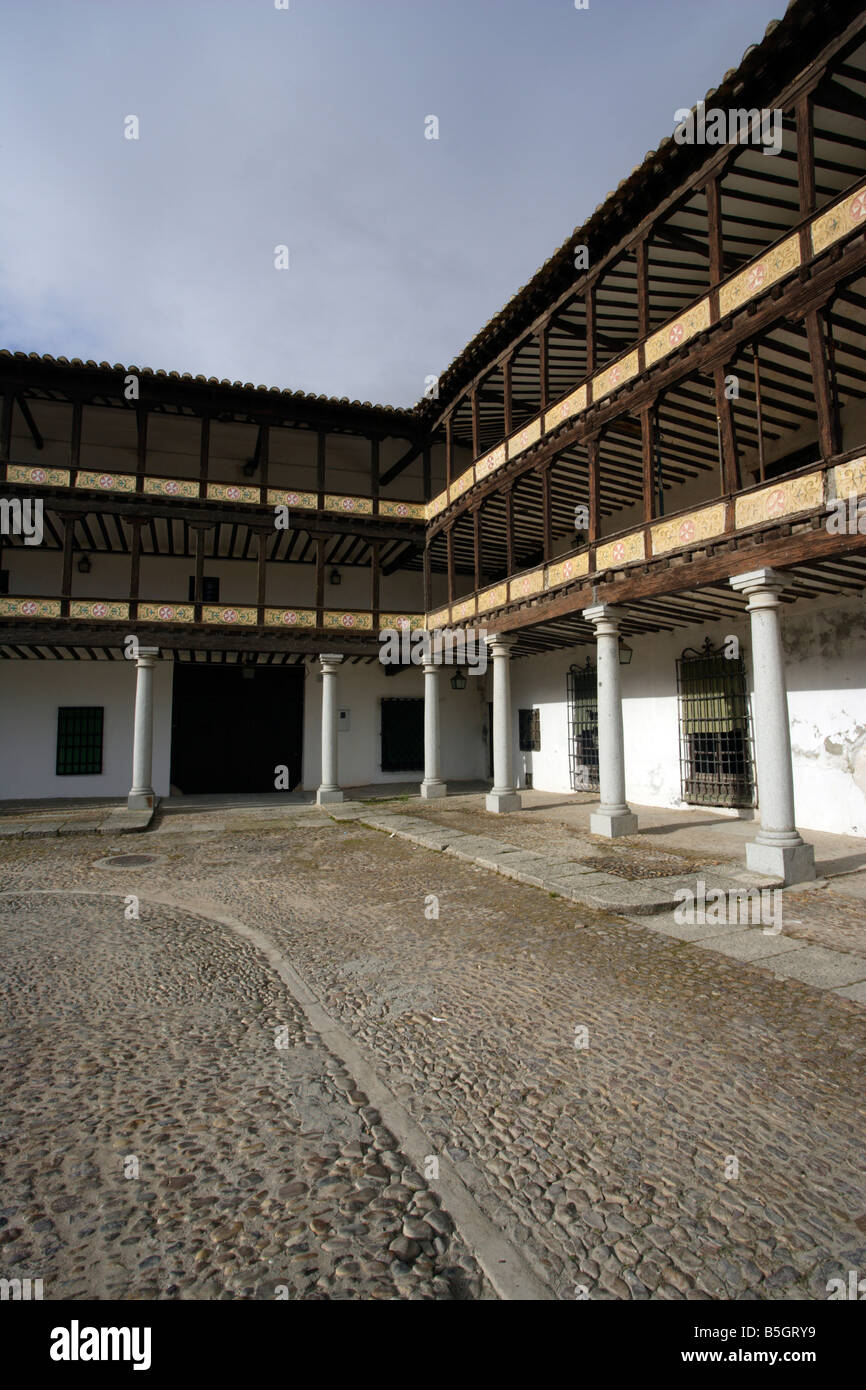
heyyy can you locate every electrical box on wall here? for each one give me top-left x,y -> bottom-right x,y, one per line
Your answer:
338,708 -> 350,731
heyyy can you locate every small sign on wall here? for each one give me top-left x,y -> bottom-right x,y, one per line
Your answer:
338,708 -> 350,731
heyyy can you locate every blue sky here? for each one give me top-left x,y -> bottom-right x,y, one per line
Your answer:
0,0 -> 785,407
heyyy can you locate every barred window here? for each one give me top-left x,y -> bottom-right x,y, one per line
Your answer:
518,708 -> 541,752
56,707 -> 104,776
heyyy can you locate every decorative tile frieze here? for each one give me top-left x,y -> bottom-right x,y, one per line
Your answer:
651,503 -> 726,555
644,298 -> 711,368
0,597 -> 61,618
448,469 -> 474,504
76,469 -> 137,493
545,552 -> 589,590
593,350 -> 640,402
379,612 -> 426,629
426,489 -> 449,521
718,234 -> 800,318
833,456 -> 866,500
426,606 -> 450,629
734,469 -> 824,529
202,605 -> 258,625
6,464 -> 71,487
378,499 -> 426,520
263,607 -> 316,627
508,568 -> 544,601
143,476 -> 199,499
69,600 -> 129,620
811,185 -> 866,257
324,610 -> 374,630
267,488 -> 317,509
543,384 -> 587,434
324,494 -> 374,515
451,596 -> 476,622
477,583 -> 508,612
595,530 -> 646,569
475,443 -> 506,479
206,482 -> 261,504
506,417 -> 541,460
136,603 -> 195,623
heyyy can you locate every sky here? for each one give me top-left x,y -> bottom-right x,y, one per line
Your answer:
0,0 -> 786,409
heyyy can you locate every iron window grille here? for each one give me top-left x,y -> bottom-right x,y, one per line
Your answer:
518,708 -> 541,752
676,638 -> 756,808
567,660 -> 599,791
56,706 -> 104,776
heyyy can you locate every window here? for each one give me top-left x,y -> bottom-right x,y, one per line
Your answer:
518,708 -> 541,752
676,641 -> 755,808
56,707 -> 104,776
187,575 -> 220,603
567,662 -> 599,790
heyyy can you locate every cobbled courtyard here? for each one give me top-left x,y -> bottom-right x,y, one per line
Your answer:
1,803 -> 865,1301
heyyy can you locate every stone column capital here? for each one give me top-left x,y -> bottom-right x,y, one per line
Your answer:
582,603 -> 627,636
319,652 -> 344,671
135,646 -> 160,668
421,661 -> 441,676
485,632 -> 517,656
729,568 -> 788,608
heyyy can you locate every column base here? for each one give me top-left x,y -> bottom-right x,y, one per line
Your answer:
745,838 -> 815,885
127,789 -> 155,811
590,808 -> 638,838
316,787 -> 344,805
485,791 -> 521,813
420,780 -> 448,799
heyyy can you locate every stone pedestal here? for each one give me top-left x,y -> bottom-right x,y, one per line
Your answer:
317,653 -> 344,805
730,569 -> 814,884
420,662 -> 447,798
128,647 -> 160,811
485,635 -> 521,813
582,605 -> 637,838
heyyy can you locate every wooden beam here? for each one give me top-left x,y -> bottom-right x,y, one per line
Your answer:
714,364 -> 740,495
538,325 -> 549,411
136,407 -> 148,493
636,238 -> 650,340
752,346 -> 766,482
471,385 -> 481,458
640,405 -> 655,523
370,437 -> 379,505
587,436 -> 600,543
473,506 -> 482,591
796,92 -> 815,219
804,307 -> 840,458
0,392 -> 13,478
15,395 -> 43,450
317,430 -> 326,508
315,535 -> 325,623
370,540 -> 380,622
256,527 -> 268,620
706,174 -> 724,289
423,543 -> 432,613
198,415 -> 210,499
540,463 -> 553,561
445,414 -> 454,488
585,285 -> 596,376
128,519 -> 142,618
504,487 -> 514,576
446,525 -> 455,604
422,443 -> 431,500
503,352 -> 514,436
61,517 -> 75,617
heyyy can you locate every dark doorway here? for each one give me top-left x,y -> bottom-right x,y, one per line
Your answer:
170,663 -> 304,793
381,697 -> 423,772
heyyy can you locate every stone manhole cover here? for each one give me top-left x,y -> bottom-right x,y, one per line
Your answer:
94,853 -> 160,869
578,854 -> 720,880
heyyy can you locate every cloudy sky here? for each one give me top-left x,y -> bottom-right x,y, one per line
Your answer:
1,0 -> 784,408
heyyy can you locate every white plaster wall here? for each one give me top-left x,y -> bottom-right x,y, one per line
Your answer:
0,660 -> 173,800
301,660 -> 487,791
510,592 -> 866,838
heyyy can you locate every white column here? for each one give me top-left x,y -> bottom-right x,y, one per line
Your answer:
730,568 -> 814,884
317,653 -> 344,805
582,605 -> 637,837
420,661 -> 447,798
127,646 -> 160,811
485,634 -> 521,813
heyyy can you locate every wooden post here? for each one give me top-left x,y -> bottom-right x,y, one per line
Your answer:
473,505 -> 482,592
504,486 -> 514,577
752,346 -> 766,482
370,437 -> 380,511
706,175 -> 724,290
129,518 -> 142,619
804,307 -> 839,459
471,386 -> 481,458
585,285 -> 596,376
796,93 -> 815,218
445,413 -> 454,489
70,402 -> 82,480
256,527 -> 268,624
370,540 -> 380,625
446,524 -> 455,604
316,431 -> 326,509
540,463 -> 553,562
315,534 -> 325,626
198,416 -> 210,499
503,351 -> 514,437
422,442 -> 431,499
636,238 -> 650,341
587,435 -> 600,543
0,391 -> 12,478
423,543 -> 432,614
192,524 -> 207,620
538,325 -> 549,411
640,405 -> 655,523
258,423 -> 269,504
61,516 -> 75,616
714,364 -> 740,495
136,407 -> 147,493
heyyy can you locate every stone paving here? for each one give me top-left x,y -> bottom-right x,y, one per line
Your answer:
1,804 -> 865,1301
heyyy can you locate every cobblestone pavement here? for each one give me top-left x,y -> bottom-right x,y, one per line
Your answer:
1,811 -> 865,1301
0,889 -> 491,1300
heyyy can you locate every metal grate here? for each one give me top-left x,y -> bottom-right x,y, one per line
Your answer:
56,706 -> 104,776
567,660 -> 599,791
676,639 -> 755,808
